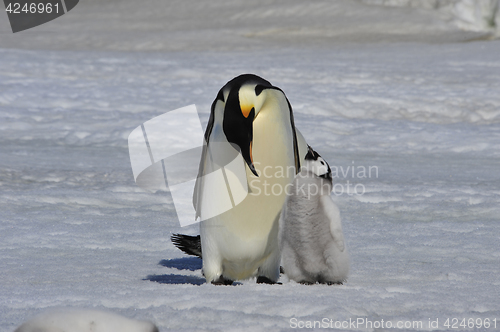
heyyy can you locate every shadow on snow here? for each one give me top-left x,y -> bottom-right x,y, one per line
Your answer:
159,257 -> 202,271
144,274 -> 206,286
144,257 -> 205,285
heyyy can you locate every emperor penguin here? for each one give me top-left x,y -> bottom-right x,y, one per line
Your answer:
191,74 -> 308,285
279,146 -> 349,285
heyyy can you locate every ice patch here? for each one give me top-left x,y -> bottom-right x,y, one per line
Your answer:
15,309 -> 158,332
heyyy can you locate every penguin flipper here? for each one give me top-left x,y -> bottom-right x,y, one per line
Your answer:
171,234 -> 202,258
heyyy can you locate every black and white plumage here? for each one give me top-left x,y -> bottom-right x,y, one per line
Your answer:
191,74 -> 308,284
171,233 -> 201,258
279,146 -> 349,285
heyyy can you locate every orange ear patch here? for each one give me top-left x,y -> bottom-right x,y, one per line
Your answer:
241,104 -> 254,118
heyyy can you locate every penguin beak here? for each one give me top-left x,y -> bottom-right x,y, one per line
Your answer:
223,105 -> 259,177
240,104 -> 259,177
246,140 -> 259,177
236,130 -> 259,178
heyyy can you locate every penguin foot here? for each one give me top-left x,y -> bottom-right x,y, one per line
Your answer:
256,276 -> 281,285
299,280 -> 315,285
326,281 -> 343,286
211,276 -> 234,286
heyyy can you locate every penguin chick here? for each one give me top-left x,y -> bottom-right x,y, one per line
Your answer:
279,146 -> 349,285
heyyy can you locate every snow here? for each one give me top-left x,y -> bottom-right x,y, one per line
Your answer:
14,309 -> 158,332
1,0 -> 500,331
364,0 -> 500,36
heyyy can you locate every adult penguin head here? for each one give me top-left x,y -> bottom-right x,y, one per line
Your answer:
220,74 -> 275,177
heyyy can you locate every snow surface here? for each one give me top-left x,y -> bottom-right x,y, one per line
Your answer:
14,309 -> 158,332
1,0 -> 500,331
363,0 -> 500,36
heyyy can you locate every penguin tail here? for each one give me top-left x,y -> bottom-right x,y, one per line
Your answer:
171,233 -> 202,258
